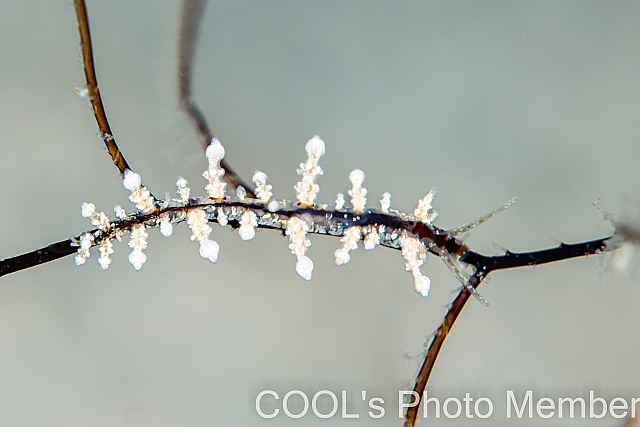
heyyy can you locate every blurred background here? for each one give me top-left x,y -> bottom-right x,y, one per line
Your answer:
1,1 -> 639,425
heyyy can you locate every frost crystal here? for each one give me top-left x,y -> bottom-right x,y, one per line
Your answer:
203,138 -> 226,199
335,193 -> 345,210
294,136 -> 325,206
286,216 -> 314,280
348,169 -> 367,213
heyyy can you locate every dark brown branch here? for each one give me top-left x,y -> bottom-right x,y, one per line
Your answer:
0,239 -> 78,277
177,0 -> 255,197
404,272 -> 480,427
74,0 -> 131,177
402,235 -> 613,426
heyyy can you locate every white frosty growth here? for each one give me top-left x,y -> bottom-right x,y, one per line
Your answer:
128,224 -> 148,270
187,208 -> 219,263
334,226 -> 362,266
401,234 -> 431,297
294,136 -> 325,206
380,192 -> 392,213
238,210 -> 258,241
216,206 -> 228,227
81,202 -> 110,231
348,169 -> 367,213
159,214 -> 173,237
236,186 -> 247,201
123,169 -> 156,214
74,232 -> 94,266
113,205 -> 127,219
413,187 -> 438,223
286,216 -> 314,280
175,176 -> 190,203
252,171 -> 273,203
335,193 -> 345,210
98,239 -> 114,270
363,225 -> 383,250
203,138 -> 227,199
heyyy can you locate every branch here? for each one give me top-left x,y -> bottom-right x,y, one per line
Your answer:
402,235 -> 613,426
74,0 -> 131,177
177,0 -> 255,197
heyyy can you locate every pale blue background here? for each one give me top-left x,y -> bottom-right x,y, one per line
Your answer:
1,1 -> 639,426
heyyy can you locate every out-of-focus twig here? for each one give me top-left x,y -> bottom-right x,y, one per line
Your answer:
177,0 -> 255,197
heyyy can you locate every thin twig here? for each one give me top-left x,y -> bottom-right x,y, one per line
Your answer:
402,235 -> 612,426
74,0 -> 131,177
177,0 -> 255,197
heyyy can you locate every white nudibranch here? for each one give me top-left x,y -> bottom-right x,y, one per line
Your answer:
73,136 -> 506,304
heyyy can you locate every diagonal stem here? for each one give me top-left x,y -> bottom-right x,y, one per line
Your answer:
74,0 -> 131,177
177,0 -> 255,197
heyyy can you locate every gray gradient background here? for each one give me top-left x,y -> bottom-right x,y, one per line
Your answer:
1,1 -> 640,426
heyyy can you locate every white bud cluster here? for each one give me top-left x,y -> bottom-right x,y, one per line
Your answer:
74,232 -> 94,265
176,176 -> 190,203
187,208 -> 219,263
401,234 -> 431,297
334,226 -> 362,266
252,171 -> 272,203
413,187 -> 439,224
348,169 -> 367,214
380,192 -> 392,213
238,211 -> 258,241
123,169 -> 156,214
286,216 -> 313,280
81,202 -> 110,231
113,205 -> 127,219
216,207 -> 228,227
159,213 -> 172,237
294,136 -> 325,206
363,225 -> 383,250
128,224 -> 148,270
98,238 -> 114,270
203,138 -> 226,199
236,186 -> 247,201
